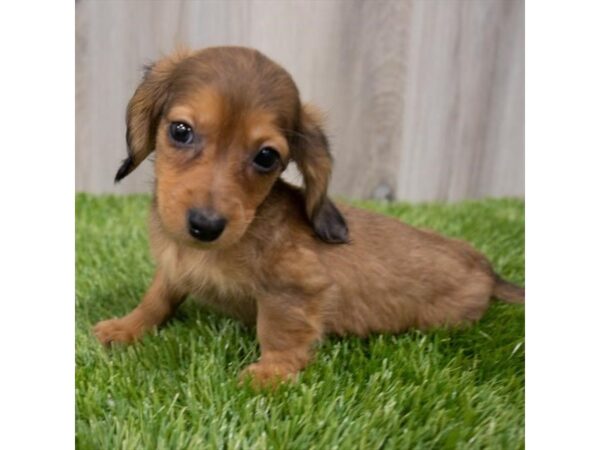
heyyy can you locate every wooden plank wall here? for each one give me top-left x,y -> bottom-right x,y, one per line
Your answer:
76,0 -> 524,202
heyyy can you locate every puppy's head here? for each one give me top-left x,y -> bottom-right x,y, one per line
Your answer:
117,46 -> 347,247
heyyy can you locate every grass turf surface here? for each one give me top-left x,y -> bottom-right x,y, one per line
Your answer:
76,194 -> 524,449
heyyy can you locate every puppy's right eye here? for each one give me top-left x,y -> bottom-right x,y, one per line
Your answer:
169,122 -> 194,145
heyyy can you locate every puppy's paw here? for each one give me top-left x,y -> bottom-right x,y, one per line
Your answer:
93,318 -> 143,346
239,362 -> 298,390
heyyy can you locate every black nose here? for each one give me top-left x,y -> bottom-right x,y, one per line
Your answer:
187,208 -> 227,242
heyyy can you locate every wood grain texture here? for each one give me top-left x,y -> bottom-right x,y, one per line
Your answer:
397,0 -> 525,201
76,0 -> 524,201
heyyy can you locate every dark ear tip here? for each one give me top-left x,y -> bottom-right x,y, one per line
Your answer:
312,199 -> 349,244
317,226 -> 349,244
114,156 -> 135,183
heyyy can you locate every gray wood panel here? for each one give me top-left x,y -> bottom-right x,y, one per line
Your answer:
76,0 -> 524,201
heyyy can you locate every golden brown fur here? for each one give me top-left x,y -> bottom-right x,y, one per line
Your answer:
94,46 -> 524,388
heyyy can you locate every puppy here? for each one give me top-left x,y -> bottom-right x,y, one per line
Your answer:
94,46 -> 524,387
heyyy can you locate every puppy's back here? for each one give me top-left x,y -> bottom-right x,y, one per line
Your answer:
317,204 -> 497,335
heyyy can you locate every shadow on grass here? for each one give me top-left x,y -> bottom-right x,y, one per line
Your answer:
316,302 -> 524,386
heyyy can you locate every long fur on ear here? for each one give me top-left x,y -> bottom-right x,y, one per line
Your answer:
292,104 -> 349,244
115,49 -> 191,182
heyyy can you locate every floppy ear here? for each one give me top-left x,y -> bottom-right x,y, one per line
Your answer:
115,50 -> 189,182
292,104 -> 349,244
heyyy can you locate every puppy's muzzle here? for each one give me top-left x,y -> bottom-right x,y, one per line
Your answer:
187,208 -> 227,242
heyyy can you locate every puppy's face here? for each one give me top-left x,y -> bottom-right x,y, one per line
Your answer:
117,47 -> 348,247
155,87 -> 292,247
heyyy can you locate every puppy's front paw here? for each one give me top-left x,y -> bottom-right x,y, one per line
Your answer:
93,318 -> 142,346
239,362 -> 298,390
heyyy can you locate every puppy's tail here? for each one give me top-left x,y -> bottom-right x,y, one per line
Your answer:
492,273 -> 525,303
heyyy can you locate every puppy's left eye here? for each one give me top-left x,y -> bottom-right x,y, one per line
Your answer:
253,147 -> 280,173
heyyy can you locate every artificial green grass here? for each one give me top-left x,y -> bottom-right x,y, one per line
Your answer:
76,194 -> 524,449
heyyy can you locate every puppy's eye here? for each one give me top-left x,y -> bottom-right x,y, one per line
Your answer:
253,147 -> 280,173
169,122 -> 194,145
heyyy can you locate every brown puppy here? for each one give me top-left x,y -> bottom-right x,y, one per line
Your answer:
94,46 -> 524,387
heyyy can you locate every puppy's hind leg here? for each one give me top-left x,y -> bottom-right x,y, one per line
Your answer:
93,269 -> 185,345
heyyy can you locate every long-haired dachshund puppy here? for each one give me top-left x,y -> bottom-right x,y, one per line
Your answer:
94,46 -> 524,387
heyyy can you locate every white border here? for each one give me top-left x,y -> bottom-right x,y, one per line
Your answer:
527,0 -> 600,448
0,2 -> 74,449
2,0 -> 600,448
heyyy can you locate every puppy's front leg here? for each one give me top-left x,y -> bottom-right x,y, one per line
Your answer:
241,293 -> 323,388
94,270 -> 185,345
